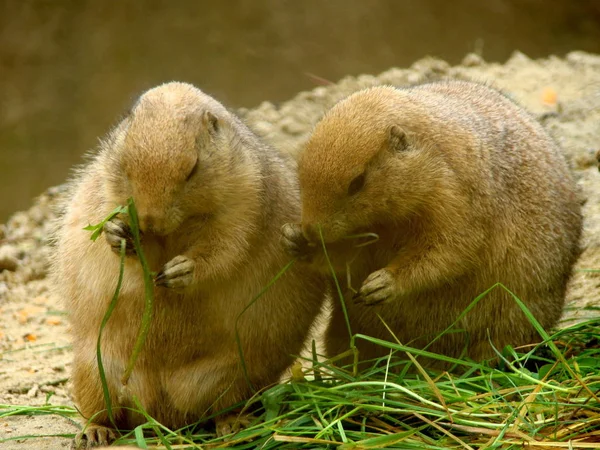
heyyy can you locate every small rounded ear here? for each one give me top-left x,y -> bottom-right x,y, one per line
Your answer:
126,96 -> 141,118
203,110 -> 220,134
388,125 -> 409,152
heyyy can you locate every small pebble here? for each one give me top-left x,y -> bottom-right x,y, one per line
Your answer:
26,384 -> 39,398
0,255 -> 18,272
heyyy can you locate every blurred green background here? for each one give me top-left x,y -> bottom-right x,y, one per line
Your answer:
2,0 -> 600,221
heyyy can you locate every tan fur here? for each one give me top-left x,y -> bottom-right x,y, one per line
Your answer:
284,81 -> 582,366
51,82 -> 325,447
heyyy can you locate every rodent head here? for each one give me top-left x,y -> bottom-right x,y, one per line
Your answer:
298,86 -> 442,244
103,82 -> 238,236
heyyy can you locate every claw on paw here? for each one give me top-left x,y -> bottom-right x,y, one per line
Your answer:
281,223 -> 314,260
104,217 -> 137,256
71,424 -> 118,449
353,268 -> 397,305
155,255 -> 195,289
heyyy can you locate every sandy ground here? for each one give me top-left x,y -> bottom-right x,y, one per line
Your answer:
1,52 -> 600,449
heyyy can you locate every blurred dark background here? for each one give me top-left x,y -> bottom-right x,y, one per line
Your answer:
2,0 -> 600,221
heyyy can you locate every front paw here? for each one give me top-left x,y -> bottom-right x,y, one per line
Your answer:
155,255 -> 195,289
103,217 -> 137,257
353,268 -> 397,305
72,424 -> 118,449
215,413 -> 252,438
281,223 -> 315,261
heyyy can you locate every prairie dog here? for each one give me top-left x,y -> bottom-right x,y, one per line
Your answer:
52,82 -> 325,447
283,81 -> 582,365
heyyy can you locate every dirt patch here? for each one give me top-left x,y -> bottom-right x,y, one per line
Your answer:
1,51 -> 600,449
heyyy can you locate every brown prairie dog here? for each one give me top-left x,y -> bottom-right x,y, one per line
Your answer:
283,80 -> 582,366
52,82 -> 325,448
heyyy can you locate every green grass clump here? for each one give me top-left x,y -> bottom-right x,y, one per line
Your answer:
2,210 -> 599,448
2,318 -> 599,449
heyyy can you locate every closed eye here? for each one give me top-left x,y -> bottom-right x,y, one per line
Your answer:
347,172 -> 365,196
186,158 -> 199,181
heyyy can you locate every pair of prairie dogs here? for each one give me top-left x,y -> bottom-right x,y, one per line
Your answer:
53,80 -> 582,447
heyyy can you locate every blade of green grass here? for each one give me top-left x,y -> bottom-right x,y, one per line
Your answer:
121,197 -> 155,385
95,238 -> 127,427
